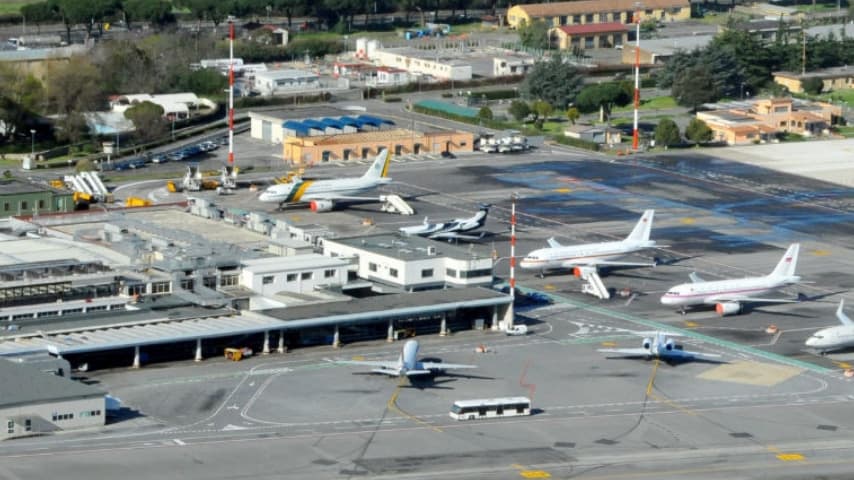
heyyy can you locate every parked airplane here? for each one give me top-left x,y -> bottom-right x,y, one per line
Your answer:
805,300 -> 853,354
258,149 -> 392,211
333,339 -> 477,377
661,243 -> 802,316
598,331 -> 722,362
399,205 -> 490,241
519,209 -> 660,277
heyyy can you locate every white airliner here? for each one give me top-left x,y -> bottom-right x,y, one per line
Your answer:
598,331 -> 722,362
334,339 -> 477,377
661,243 -> 802,316
519,210 -> 660,277
806,300 -> 853,354
258,149 -> 392,212
399,205 -> 490,241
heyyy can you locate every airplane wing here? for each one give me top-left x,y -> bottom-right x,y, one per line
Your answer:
588,260 -> 657,268
334,359 -> 398,369
419,361 -> 478,371
597,348 -> 651,357
428,231 -> 487,241
677,349 -> 722,361
702,295 -> 800,304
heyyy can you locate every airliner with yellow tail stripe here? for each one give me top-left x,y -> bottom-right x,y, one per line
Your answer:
258,149 -> 392,212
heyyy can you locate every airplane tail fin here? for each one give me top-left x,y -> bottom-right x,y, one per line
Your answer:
625,210 -> 655,243
838,299 -> 852,326
362,149 -> 391,180
770,243 -> 800,279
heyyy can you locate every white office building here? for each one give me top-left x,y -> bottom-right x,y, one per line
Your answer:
239,254 -> 348,297
322,234 -> 493,291
372,48 -> 472,81
253,69 -> 321,96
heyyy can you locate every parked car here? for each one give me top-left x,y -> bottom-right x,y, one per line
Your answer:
166,151 -> 186,162
151,155 -> 168,164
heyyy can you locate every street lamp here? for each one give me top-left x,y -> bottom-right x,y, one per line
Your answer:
29,129 -> 35,160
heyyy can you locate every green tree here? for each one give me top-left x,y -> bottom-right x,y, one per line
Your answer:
74,158 -> 96,173
478,106 -> 493,121
685,118 -> 713,144
801,76 -> 824,95
518,19 -> 549,50
46,56 -> 105,143
124,101 -> 167,143
20,2 -> 58,33
672,65 -> 718,111
122,0 -> 175,29
178,68 -> 228,96
521,54 -> 584,109
508,100 -> 531,122
654,118 -> 681,148
531,99 -> 553,120
0,65 -> 45,144
566,107 -> 579,125
574,82 -> 632,120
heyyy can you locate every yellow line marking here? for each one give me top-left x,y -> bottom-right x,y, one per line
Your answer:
601,341 -> 617,347
833,361 -> 852,369
351,355 -> 365,361
387,379 -> 442,432
290,215 -> 301,222
553,187 -> 572,193
680,217 -> 696,224
776,453 -> 805,461
645,359 -> 660,396
543,284 -> 556,291
766,445 -> 781,453
520,470 -> 552,478
811,249 -> 830,256
511,464 -> 525,470
684,321 -> 699,328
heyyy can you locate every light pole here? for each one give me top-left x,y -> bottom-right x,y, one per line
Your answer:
29,129 -> 35,161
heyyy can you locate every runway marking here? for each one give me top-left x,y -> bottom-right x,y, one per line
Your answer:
776,453 -> 805,461
600,341 -> 617,347
684,321 -> 699,328
833,361 -> 851,369
680,217 -> 696,224
172,439 -> 185,446
387,379 -> 442,433
645,359 -> 660,397
553,188 -> 572,193
543,284 -> 556,291
810,249 -> 830,256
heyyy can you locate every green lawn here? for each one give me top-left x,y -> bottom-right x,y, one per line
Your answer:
833,126 -> 854,138
613,96 -> 679,112
0,1 -> 36,15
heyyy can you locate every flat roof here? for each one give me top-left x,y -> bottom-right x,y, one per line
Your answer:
555,22 -> 628,35
639,35 -> 714,55
0,289 -> 509,356
0,358 -> 103,409
516,0 -> 688,17
305,129 -> 425,146
327,232 -> 490,261
248,106 -> 351,122
256,69 -> 319,80
0,179 -> 59,195
0,238 -> 131,268
241,254 -> 348,274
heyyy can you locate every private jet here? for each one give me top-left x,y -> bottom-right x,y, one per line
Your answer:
598,331 -> 722,362
806,300 -> 853,354
399,205 -> 490,241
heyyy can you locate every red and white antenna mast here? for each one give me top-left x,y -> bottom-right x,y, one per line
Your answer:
632,6 -> 641,151
228,21 -> 235,166
508,193 -> 517,327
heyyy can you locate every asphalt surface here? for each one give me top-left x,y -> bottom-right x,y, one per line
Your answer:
2,136 -> 853,479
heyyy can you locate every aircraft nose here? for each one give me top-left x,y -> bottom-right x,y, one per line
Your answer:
660,295 -> 672,305
805,337 -> 818,347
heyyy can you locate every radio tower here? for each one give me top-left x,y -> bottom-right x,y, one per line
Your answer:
508,193 -> 517,329
228,21 -> 235,166
632,7 -> 641,151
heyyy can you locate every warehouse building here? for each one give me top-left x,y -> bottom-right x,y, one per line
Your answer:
372,48 -> 473,81
0,358 -> 105,440
283,128 -> 474,164
253,69 -> 321,96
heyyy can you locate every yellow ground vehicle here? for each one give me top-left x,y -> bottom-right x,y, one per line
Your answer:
225,347 -> 253,361
124,197 -> 151,207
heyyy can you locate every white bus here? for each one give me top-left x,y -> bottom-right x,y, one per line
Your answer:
449,397 -> 531,421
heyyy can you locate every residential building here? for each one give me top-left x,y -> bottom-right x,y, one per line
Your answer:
507,0 -> 690,30
253,69 -> 321,96
283,128 -> 474,164
697,97 -> 841,145
550,23 -> 628,50
773,66 -> 854,94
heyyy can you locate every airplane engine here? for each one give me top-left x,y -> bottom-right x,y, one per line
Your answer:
665,339 -> 675,351
715,302 -> 742,316
309,199 -> 334,212
642,338 -> 652,350
573,266 -> 596,279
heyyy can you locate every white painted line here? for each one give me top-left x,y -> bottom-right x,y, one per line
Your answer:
173,439 -> 186,446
